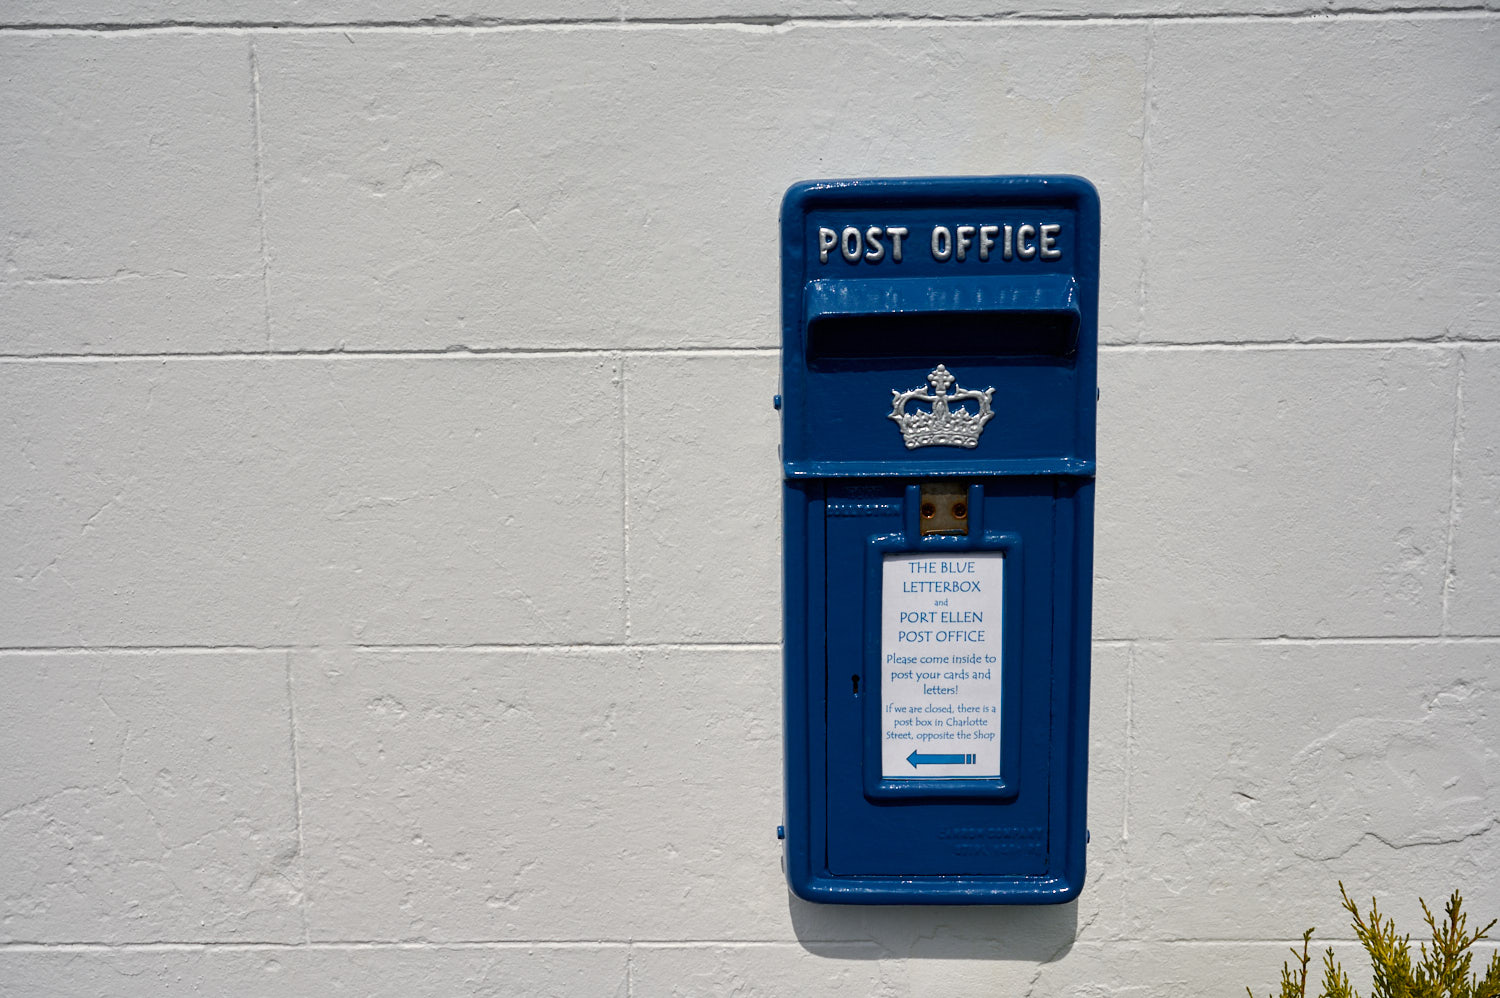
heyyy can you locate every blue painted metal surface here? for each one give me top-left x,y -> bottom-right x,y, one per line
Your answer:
779,176 -> 1098,904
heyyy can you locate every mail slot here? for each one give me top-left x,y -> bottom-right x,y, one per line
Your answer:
778,176 -> 1098,904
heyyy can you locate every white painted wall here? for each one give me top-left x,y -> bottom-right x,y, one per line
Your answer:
2,5 -> 1497,995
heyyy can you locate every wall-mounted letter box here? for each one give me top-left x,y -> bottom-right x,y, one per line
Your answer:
779,176 -> 1098,904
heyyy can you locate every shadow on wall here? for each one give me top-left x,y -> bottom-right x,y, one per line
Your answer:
786,893 -> 1080,961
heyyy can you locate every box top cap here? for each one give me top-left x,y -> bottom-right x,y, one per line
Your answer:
780,175 -> 1100,479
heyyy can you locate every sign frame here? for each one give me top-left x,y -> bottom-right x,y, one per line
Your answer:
860,484 -> 1024,802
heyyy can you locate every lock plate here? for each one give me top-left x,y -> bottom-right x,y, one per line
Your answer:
919,481 -> 970,536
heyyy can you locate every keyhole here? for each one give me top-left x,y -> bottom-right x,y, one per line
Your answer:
851,674 -> 860,695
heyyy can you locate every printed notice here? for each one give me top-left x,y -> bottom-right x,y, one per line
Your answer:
881,552 -> 1004,779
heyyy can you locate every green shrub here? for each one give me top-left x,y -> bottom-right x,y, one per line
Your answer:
1249,884 -> 1500,998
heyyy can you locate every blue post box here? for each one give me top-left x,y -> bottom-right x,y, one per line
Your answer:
779,176 -> 1098,904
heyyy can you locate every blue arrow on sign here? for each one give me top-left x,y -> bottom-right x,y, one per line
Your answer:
907,750 -> 977,769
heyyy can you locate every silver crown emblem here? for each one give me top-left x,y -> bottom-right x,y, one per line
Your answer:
888,364 -> 995,450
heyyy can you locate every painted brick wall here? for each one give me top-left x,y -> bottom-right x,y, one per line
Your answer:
2,4 -> 1497,995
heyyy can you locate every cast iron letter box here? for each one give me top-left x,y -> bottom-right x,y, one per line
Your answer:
779,175 -> 1098,904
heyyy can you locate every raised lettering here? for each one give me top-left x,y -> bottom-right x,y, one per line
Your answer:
841,226 -> 862,263
931,226 -> 952,262
979,224 -> 998,261
1017,224 -> 1036,260
817,226 -> 837,264
1040,223 -> 1061,260
955,225 -> 975,262
864,225 -> 885,262
887,226 -> 908,262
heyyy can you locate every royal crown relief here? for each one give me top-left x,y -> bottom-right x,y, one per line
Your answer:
889,365 -> 996,450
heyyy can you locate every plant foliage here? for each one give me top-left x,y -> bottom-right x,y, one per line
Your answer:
1249,884 -> 1500,998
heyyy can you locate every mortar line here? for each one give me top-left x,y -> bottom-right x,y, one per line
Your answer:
2,939 -> 1494,956
1109,939 -> 1500,947
1136,22 -> 1155,345
0,941 -> 640,952
627,939 -> 885,949
1104,339 -> 1500,351
248,40 -> 272,351
619,351 -> 632,643
1439,347 -> 1467,635
0,646 -> 294,655
284,650 -> 310,945
0,642 -> 788,654
5,637 -> 1500,655
5,937 -> 1455,951
337,641 -> 788,652
1133,634 -> 1500,645
0,939 -> 901,951
0,347 -> 783,361
2,341 -> 1496,363
1,8 -> 1496,32
1122,641 -> 1134,844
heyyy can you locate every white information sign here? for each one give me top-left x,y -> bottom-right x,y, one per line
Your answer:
881,552 -> 1004,779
